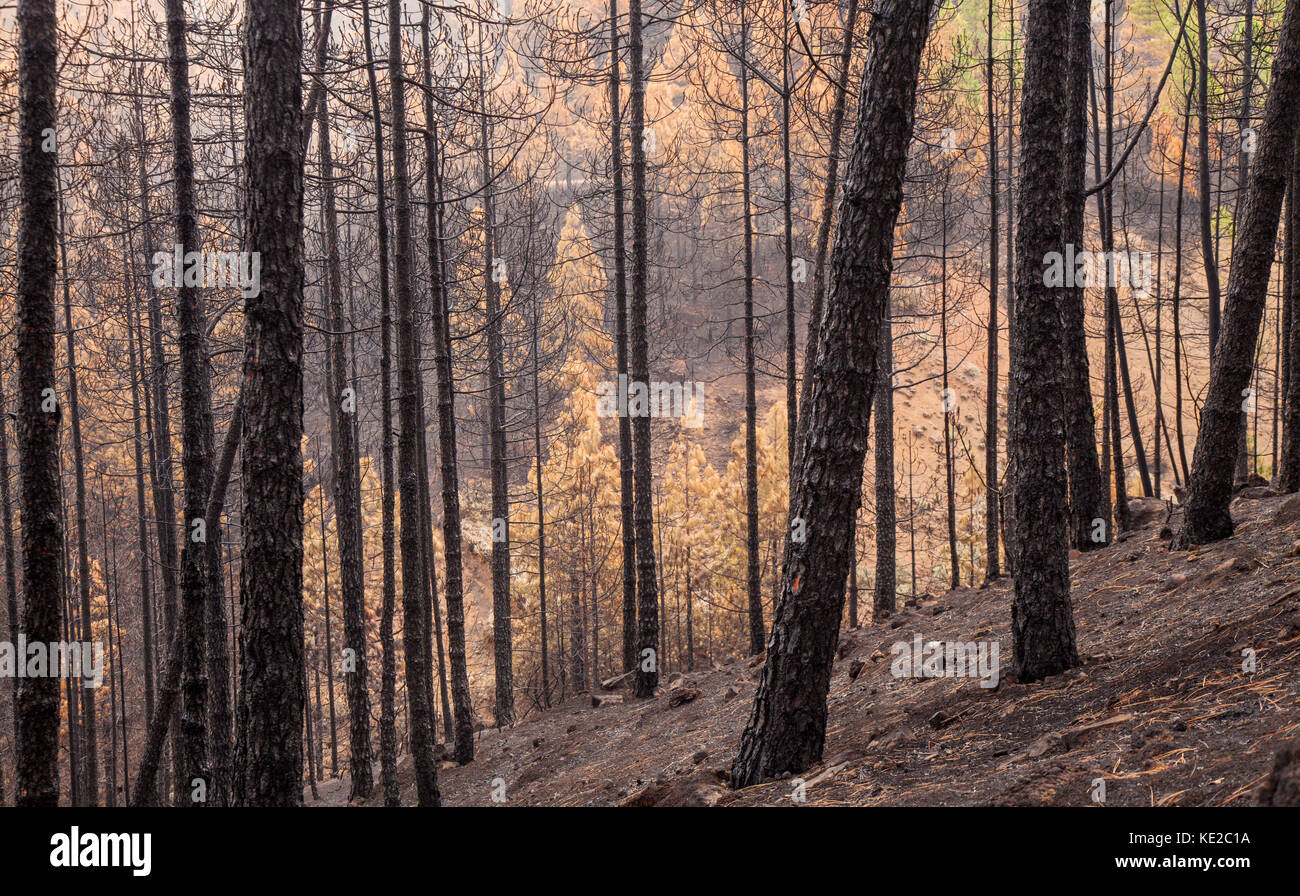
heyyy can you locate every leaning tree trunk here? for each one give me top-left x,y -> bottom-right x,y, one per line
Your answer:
796,0 -> 860,455
1009,0 -> 1080,682
234,0 -> 307,806
1061,0 -> 1106,551
1177,0 -> 1300,546
730,0 -> 934,787
14,0 -> 63,808
1281,135 -> 1300,491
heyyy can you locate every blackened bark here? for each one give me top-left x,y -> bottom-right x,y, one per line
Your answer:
609,0 -> 638,678
358,0 -> 400,800
1197,0 -> 1222,351
316,79 -> 373,800
1282,135 -> 1300,490
1062,0 -> 1106,551
730,0 -> 934,786
387,0 -> 441,805
235,0 -> 307,806
14,0 -> 62,807
475,34 -> 514,727
739,11 -> 764,657
629,0 -> 661,699
420,113 -> 475,768
57,190 -> 98,806
873,298 -> 896,618
164,0 -> 212,805
1010,0 -> 1080,682
985,0 -> 1003,576
1178,0 -> 1300,544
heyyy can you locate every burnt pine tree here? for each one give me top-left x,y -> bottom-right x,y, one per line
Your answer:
419,4 -> 475,766
873,298 -> 896,618
357,0 -> 401,798
235,0 -> 307,806
58,187 -> 99,805
1281,133 -> 1300,491
629,0 -> 661,700
476,29 -> 515,728
1061,0 -> 1106,551
730,0 -> 935,786
165,0 -> 212,804
609,0 -> 638,677
15,0 -> 62,808
984,0 -> 1002,577
388,0 -> 441,805
1009,0 -> 1080,682
1176,0 -> 1300,545
316,78 -> 374,800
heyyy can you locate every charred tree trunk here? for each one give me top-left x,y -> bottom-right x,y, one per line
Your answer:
315,64 -> 373,801
985,0 -> 1004,575
234,0 -> 307,806
873,298 -> 896,618
730,0 -> 934,786
387,0 -> 441,805
1178,0 -> 1300,545
1009,0 -> 1080,682
14,0 -> 62,807
1062,0 -> 1106,550
359,0 -> 400,802
609,0 -> 637,678
629,0 -> 661,699
739,9 -> 764,657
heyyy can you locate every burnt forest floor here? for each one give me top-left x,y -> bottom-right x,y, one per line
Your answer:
314,487 -> 1300,807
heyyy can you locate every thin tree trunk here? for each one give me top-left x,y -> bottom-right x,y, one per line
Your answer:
609,0 -> 638,678
315,56 -> 373,800
629,0 -> 661,699
387,0 -> 441,805
985,0 -> 1003,575
873,298 -> 896,618
738,7 -> 764,657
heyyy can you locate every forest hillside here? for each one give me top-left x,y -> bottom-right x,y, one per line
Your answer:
316,487 -> 1300,807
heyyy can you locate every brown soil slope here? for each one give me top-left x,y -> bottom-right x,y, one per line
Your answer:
317,489 -> 1300,807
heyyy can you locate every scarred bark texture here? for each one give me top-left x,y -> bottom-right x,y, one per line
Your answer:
730,0 -> 934,787
15,0 -> 63,808
1062,0 -> 1106,551
1010,0 -> 1079,682
235,0 -> 307,806
1177,0 -> 1300,545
